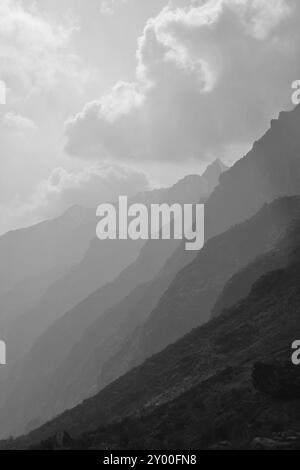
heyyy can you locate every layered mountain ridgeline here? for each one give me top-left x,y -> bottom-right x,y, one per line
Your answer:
0,206 -> 96,336
99,196 -> 300,388
97,103 -> 300,391
211,214 -> 300,319
35,256 -> 180,419
134,159 -> 227,206
0,234 -> 188,438
80,262 -> 300,451
0,205 -> 96,298
1,103 -> 300,439
5,213 -> 300,450
2,163 -> 222,367
14,102 -> 300,430
4,237 -> 145,365
0,161 -> 224,438
1,194 -> 298,439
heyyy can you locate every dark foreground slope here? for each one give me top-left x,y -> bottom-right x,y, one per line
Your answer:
5,203 -> 300,450
79,261 -> 300,450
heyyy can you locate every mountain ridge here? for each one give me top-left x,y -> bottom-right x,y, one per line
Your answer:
5,199 -> 300,450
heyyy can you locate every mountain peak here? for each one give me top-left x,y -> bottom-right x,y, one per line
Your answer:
203,158 -> 228,176
199,158 -> 228,192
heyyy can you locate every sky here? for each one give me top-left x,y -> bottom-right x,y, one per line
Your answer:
0,0 -> 300,234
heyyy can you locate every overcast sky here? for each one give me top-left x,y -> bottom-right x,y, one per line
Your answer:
0,0 -> 300,234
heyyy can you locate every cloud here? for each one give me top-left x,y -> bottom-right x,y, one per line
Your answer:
0,164 -> 150,234
65,0 -> 300,164
0,0 -> 87,101
34,164 -> 150,214
2,111 -> 37,133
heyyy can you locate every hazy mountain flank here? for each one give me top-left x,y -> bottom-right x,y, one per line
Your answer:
0,161 -> 224,438
98,104 -> 300,391
5,197 -> 300,450
2,104 -> 300,439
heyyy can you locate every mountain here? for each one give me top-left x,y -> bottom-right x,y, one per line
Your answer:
205,106 -> 300,240
4,237 -> 145,365
1,162 -> 223,367
98,196 -> 300,387
135,159 -> 227,206
0,205 -> 95,299
211,217 -> 300,319
0,160 -> 224,438
97,104 -> 300,389
3,102 -> 300,438
6,201 -> 300,450
27,234 -> 191,422
0,206 -> 96,367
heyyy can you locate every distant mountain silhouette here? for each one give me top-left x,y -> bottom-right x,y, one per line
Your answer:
6,198 -> 300,450
0,160 -> 224,438
135,159 -> 227,206
17,97 -> 300,424
0,206 -> 95,299
4,237 -> 145,364
2,164 -> 222,367
3,104 -> 300,438
0,207 -> 96,367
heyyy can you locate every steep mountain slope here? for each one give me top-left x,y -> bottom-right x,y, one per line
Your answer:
205,105 -> 300,240
40,102 -> 300,417
5,237 -> 144,364
98,104 -> 300,387
99,196 -> 300,388
0,206 -> 96,336
7,208 -> 300,450
28,235 -> 190,422
210,222 -> 299,319
1,164 -> 222,368
10,97 -> 300,429
0,206 -> 97,373
136,159 -> 227,207
0,161 -> 224,438
86,263 -> 300,450
31,166 -> 229,415
0,269 -> 65,337
2,102 -> 300,438
0,206 -> 95,298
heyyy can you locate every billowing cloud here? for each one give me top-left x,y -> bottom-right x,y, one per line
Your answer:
66,0 -> 300,164
33,164 -> 150,214
0,0 -> 87,101
0,0 -> 96,233
0,164 -> 150,234
2,111 -> 37,133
